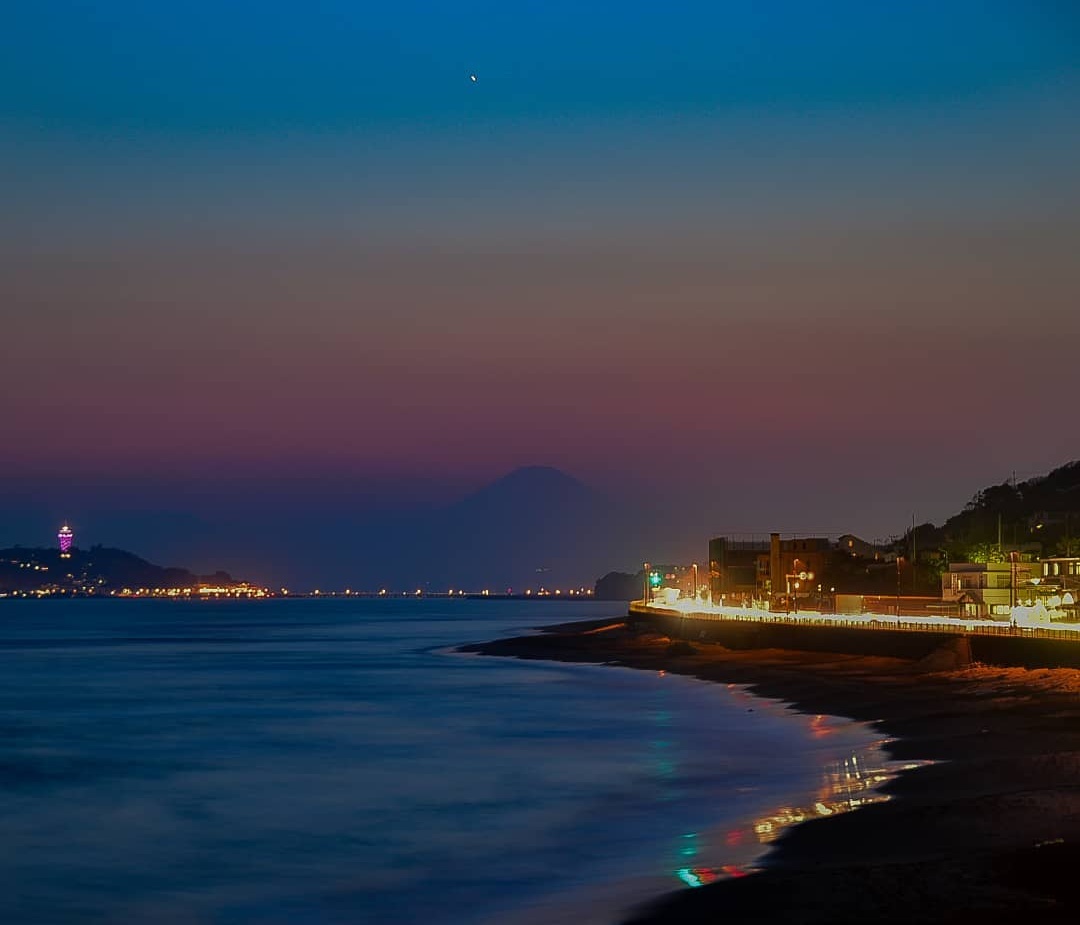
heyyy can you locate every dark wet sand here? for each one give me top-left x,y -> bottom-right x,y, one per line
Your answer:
463,617 -> 1080,924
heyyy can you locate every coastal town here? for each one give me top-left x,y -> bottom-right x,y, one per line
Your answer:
637,530 -> 1077,627
616,463 -> 1080,639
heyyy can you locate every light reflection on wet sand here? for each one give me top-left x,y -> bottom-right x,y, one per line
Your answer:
480,701 -> 913,925
671,719 -> 909,888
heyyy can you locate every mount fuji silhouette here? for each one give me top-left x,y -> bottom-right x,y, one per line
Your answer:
364,466 -> 642,591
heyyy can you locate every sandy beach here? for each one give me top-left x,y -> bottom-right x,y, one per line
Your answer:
464,616 -> 1080,924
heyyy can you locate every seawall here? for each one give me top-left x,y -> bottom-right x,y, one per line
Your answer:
632,603 -> 1080,670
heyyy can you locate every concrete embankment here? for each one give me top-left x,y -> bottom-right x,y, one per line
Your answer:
634,605 -> 1080,670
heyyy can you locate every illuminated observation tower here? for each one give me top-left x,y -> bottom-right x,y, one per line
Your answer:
58,524 -> 74,558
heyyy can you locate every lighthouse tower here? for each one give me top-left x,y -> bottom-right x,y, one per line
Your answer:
58,524 -> 74,558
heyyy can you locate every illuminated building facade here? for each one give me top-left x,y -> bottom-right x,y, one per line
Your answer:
942,561 -> 1030,618
770,534 -> 831,605
1040,557 -> 1080,586
709,533 -> 831,605
58,524 -> 74,558
1030,557 -> 1080,620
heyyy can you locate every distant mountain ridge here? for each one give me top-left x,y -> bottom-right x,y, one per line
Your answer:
455,466 -> 596,505
0,466 -> 658,594
0,545 -> 242,594
396,465 -> 634,591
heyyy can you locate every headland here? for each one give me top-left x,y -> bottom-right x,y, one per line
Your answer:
465,612 -> 1080,923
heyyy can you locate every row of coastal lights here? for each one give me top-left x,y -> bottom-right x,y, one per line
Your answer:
114,586 -> 271,598
310,588 -> 595,597
6,584 -> 598,599
5,582 -> 598,599
0,586 -> 270,599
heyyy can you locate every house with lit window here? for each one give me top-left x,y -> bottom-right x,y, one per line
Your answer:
1038,556 -> 1080,588
837,534 -> 894,562
1030,557 -> 1080,620
942,561 -> 1031,619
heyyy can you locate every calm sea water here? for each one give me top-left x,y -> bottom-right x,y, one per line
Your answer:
0,599 -> 893,924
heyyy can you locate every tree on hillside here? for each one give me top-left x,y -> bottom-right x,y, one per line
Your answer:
965,542 -> 1008,564
926,462 -> 1080,562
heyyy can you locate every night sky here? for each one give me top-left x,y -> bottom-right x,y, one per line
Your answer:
2,2 -> 1078,584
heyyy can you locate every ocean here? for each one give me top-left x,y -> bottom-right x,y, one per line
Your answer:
0,599 -> 895,924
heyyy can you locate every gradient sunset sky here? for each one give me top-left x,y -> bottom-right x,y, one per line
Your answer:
2,2 -> 1078,582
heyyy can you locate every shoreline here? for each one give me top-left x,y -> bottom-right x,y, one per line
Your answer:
463,616 -> 1080,923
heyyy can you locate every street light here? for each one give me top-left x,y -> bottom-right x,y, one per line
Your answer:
785,558 -> 800,613
784,559 -> 813,614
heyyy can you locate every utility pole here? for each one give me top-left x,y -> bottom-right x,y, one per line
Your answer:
896,555 -> 902,619
911,513 -> 916,593
1009,551 -> 1017,611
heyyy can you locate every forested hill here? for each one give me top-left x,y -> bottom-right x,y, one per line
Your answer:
0,545 -> 240,594
913,460 -> 1080,560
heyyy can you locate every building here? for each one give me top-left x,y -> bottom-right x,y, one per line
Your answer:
1030,557 -> 1080,620
709,533 -> 831,606
942,560 -> 1031,618
1038,556 -> 1080,590
708,536 -> 770,600
770,534 -> 831,606
837,534 -> 894,562
58,524 -> 73,558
